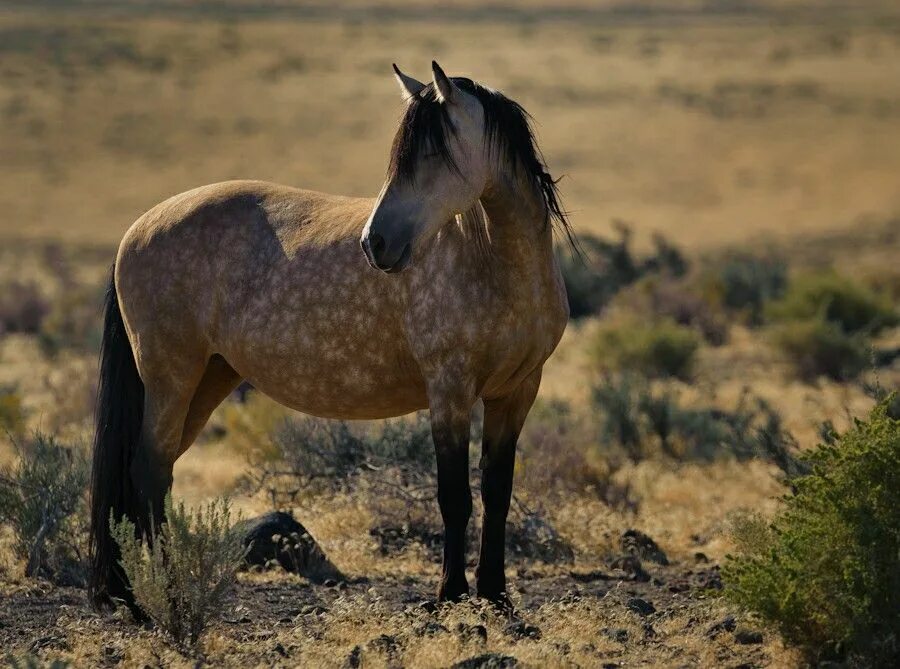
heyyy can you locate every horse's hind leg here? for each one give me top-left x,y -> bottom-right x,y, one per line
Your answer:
476,369 -> 541,606
176,354 -> 243,458
129,357 -> 207,532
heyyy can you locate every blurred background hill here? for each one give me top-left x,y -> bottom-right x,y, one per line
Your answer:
0,0 -> 898,248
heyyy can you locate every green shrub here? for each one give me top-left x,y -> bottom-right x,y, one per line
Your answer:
770,318 -> 870,381
723,397 -> 900,666
0,432 -> 88,583
591,375 -> 800,468
111,494 -> 246,645
702,252 -> 787,324
591,318 -> 700,379
766,272 -> 897,334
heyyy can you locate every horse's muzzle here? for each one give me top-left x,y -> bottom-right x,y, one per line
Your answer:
360,232 -> 412,274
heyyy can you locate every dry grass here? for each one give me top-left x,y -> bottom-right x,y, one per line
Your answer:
1,2 -> 899,667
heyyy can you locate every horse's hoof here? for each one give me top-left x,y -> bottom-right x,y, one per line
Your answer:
480,590 -> 514,615
438,580 -> 470,603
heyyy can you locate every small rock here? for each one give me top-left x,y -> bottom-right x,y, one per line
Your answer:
610,555 -> 650,582
626,597 -> 656,616
504,621 -> 542,640
643,623 -> 656,639
272,642 -> 289,657
734,629 -> 763,645
366,634 -> 400,666
457,623 -> 488,644
569,569 -> 610,583
415,621 -> 449,637
224,615 -> 252,624
694,566 -> 723,590
342,645 -> 361,669
621,529 -> 669,565
451,653 -> 518,669
667,580 -> 690,593
602,663 -> 621,669
236,511 -> 342,583
418,600 -> 438,614
694,552 -> 710,563
323,578 -> 339,588
706,615 -> 736,638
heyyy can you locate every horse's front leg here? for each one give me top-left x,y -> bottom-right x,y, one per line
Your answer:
429,387 -> 474,602
476,370 -> 542,606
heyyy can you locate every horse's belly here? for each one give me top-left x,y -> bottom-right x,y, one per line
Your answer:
224,337 -> 428,421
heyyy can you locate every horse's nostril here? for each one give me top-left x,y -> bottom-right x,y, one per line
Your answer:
369,232 -> 386,258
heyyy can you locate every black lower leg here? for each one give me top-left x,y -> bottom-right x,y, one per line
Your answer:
476,436 -> 516,602
433,425 -> 472,602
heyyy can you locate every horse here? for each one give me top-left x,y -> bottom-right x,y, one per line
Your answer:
89,61 -> 573,612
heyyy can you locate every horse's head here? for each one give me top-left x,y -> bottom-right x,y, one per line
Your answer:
361,61 -> 491,273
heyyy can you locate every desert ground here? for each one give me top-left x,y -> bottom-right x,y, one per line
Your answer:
1,1 -> 898,667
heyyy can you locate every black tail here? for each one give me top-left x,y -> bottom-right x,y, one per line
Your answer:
89,266 -> 145,609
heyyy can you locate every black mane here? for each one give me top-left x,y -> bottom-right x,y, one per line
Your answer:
388,77 -> 575,249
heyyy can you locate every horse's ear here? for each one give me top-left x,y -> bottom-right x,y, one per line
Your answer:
431,60 -> 458,104
393,64 -> 425,101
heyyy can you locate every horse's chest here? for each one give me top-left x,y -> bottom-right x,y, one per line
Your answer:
407,270 -> 567,394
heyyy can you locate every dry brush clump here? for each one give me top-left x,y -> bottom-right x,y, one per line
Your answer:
699,251 -> 788,325
555,224 -> 687,319
251,411 -> 579,566
590,317 -> 701,380
0,432 -> 89,584
590,374 -> 801,471
0,280 -> 50,336
723,395 -> 900,667
0,383 -> 27,436
765,272 -> 898,381
111,493 -> 247,645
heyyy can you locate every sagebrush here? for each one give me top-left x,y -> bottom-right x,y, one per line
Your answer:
701,252 -> 787,324
723,396 -> 900,667
591,318 -> 700,379
0,432 -> 88,583
111,494 -> 246,644
765,271 -> 897,334
556,225 -> 687,319
591,374 -> 799,468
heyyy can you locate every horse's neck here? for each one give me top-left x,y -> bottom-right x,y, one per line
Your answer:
413,176 -> 559,307
480,175 -> 555,277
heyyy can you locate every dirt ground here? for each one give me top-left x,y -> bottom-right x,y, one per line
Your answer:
1,2 -> 899,667
1,561 -> 795,668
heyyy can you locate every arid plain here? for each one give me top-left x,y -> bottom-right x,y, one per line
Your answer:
1,2 -> 898,667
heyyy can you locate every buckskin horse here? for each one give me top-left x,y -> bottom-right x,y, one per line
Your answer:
90,61 -> 573,611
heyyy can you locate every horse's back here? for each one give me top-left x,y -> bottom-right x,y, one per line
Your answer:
113,180 -> 427,419
118,180 -> 370,254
